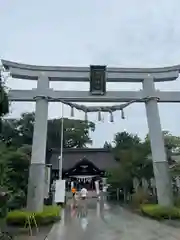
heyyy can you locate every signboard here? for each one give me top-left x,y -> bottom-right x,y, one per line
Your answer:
90,65 -> 106,95
54,179 -> 66,203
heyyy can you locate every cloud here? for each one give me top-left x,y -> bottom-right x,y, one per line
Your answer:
1,0 -> 180,146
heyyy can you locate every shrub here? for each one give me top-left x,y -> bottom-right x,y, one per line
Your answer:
8,190 -> 26,210
174,196 -> 180,207
6,205 -> 61,226
131,188 -> 149,207
141,204 -> 180,220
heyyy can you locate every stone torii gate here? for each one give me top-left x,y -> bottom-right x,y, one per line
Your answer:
2,59 -> 180,211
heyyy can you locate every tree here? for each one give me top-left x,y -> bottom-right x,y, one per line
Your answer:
0,118 -> 20,146
114,131 -> 141,149
0,144 -> 30,209
7,152 -> 29,191
0,72 -> 9,133
107,131 -> 153,193
0,144 -> 30,191
17,112 -> 35,145
145,131 -> 180,153
103,141 -> 112,149
113,131 -> 141,161
47,118 -> 95,149
0,112 -> 96,149
18,144 -> 32,157
1,112 -> 36,147
170,163 -> 180,177
0,143 -> 14,187
0,75 -> 9,118
107,165 -> 132,190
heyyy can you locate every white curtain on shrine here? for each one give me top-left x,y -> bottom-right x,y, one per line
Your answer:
70,175 -> 97,182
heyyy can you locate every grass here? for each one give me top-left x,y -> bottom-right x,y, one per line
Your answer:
140,204 -> 180,220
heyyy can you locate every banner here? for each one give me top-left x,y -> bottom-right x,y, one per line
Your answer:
95,180 -> 100,195
44,165 -> 51,199
55,179 -> 66,203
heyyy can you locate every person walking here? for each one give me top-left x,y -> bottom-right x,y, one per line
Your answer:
74,192 -> 79,207
71,187 -> 76,198
80,187 -> 88,200
71,187 -> 77,208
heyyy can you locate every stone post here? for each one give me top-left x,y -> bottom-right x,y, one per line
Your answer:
27,73 -> 49,212
143,76 -> 173,207
133,177 -> 140,192
142,178 -> 148,191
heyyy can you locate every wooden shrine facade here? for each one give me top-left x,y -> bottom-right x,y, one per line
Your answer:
46,148 -> 119,186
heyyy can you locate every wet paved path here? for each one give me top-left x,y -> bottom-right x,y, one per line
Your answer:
48,199 -> 180,240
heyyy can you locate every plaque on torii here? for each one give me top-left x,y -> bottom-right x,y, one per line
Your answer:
90,65 -> 106,95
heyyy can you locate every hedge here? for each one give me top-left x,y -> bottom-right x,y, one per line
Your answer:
6,205 -> 61,226
141,204 -> 180,220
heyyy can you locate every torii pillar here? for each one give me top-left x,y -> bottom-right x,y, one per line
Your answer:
143,76 -> 173,206
27,73 -> 49,212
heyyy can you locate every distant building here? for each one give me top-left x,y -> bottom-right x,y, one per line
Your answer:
46,148 -> 119,190
46,147 -> 180,190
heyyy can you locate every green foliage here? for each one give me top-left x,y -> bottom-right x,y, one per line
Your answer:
47,118 -> 95,148
108,131 -> 153,192
0,190 -> 9,218
17,144 -> 32,157
0,119 -> 21,147
0,112 -> 95,211
0,149 -> 29,192
141,204 -> 180,220
103,141 -> 112,149
8,190 -> 27,210
0,84 -> 9,117
145,131 -> 180,153
0,81 -> 9,136
6,205 -> 61,226
113,132 -> 143,162
173,196 -> 180,207
170,163 -> 180,177
0,113 -> 95,149
17,112 -> 35,145
0,144 -> 30,211
107,165 -> 132,190
114,131 -> 141,150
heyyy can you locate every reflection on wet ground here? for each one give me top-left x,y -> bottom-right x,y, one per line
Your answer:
48,198 -> 180,240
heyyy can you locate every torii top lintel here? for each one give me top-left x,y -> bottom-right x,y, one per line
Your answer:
1,60 -> 180,82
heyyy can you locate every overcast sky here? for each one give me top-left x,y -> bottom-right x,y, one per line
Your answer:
1,0 -> 180,147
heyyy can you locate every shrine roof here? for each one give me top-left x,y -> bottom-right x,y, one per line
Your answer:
48,148 -> 119,171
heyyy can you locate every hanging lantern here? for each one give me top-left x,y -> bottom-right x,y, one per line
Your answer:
85,112 -> 88,121
121,109 -> 125,119
109,111 -> 114,122
70,106 -> 74,117
98,111 -> 101,121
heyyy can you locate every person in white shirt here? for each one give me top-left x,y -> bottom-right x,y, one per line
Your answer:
80,187 -> 88,200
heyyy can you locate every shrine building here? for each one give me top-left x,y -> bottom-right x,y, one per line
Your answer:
46,148 -> 119,190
